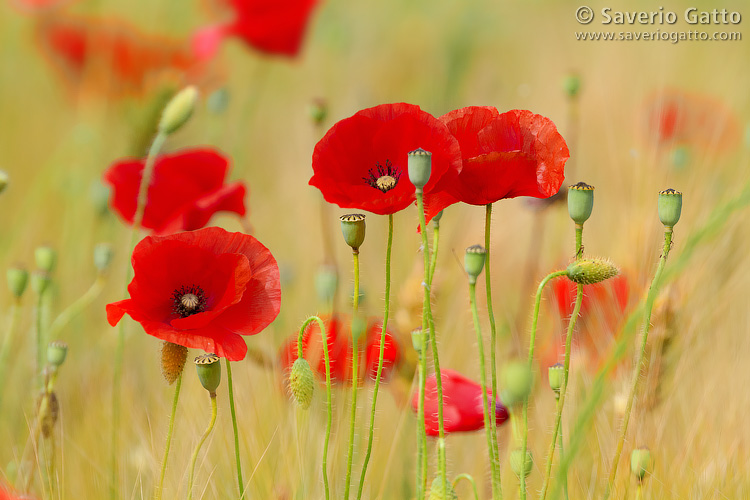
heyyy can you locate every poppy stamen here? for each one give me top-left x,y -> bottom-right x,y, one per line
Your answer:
172,285 -> 207,318
363,160 -> 401,193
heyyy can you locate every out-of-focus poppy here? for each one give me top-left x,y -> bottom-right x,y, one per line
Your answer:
410,369 -> 509,436
279,314 -> 400,385
103,148 -> 247,235
106,227 -> 281,361
309,103 -> 462,219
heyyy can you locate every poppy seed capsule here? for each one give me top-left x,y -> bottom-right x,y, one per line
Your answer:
548,363 -> 564,394
7,267 -> 29,299
94,243 -> 114,273
500,360 -> 534,407
433,210 -> 444,224
289,358 -> 315,409
47,341 -> 68,368
566,258 -> 619,285
464,245 -> 487,284
340,214 -> 366,251
568,182 -> 594,225
34,246 -> 57,273
194,353 -> 221,394
158,85 -> 199,135
658,188 -> 682,228
630,447 -> 654,481
161,341 -> 188,385
510,448 -> 534,478
411,328 -> 426,354
427,477 -> 458,500
408,148 -> 432,189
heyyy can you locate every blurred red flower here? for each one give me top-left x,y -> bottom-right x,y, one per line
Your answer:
193,0 -> 319,59
279,314 -> 400,385
309,103 -> 463,218
411,369 -> 509,436
106,227 -> 281,361
103,148 -> 247,235
34,15 -> 204,97
426,106 -> 568,220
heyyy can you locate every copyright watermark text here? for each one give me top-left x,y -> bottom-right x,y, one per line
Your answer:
575,7 -> 742,25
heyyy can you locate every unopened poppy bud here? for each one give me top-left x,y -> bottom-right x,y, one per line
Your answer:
351,315 -> 367,343
658,189 -> 682,228
340,214 -> 366,251
411,328 -> 426,354
94,243 -> 114,273
0,170 -> 8,194
562,73 -> 581,98
630,447 -> 654,481
289,358 -> 315,409
464,245 -> 486,284
7,267 -> 29,299
408,148 -> 432,189
35,246 -> 57,273
207,87 -> 229,114
31,271 -> 51,296
161,341 -> 188,385
566,258 -> 619,285
309,98 -> 328,125
548,363 -> 564,394
315,265 -> 338,304
510,448 -> 534,478
159,86 -> 199,134
568,182 -> 594,225
427,477 -> 458,500
47,341 -> 68,368
501,360 -> 534,407
194,353 -> 221,394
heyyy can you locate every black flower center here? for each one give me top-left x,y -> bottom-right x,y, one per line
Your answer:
172,285 -> 207,318
363,160 -> 401,193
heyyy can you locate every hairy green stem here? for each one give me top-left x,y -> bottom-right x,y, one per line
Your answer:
225,359 -> 245,498
154,372 -> 182,500
453,473 -> 480,500
344,251 -> 361,500
187,394 -> 218,500
428,219 -> 440,285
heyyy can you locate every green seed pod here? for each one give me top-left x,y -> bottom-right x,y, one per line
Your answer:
207,87 -> 229,114
340,214 -> 366,251
351,315 -> 367,344
314,265 -> 338,304
289,358 -> 315,409
94,243 -> 114,274
47,341 -> 68,368
427,477 -> 458,500
658,188 -> 682,228
630,447 -> 654,481
161,341 -> 187,385
432,210 -> 444,224
309,98 -> 328,125
548,363 -> 564,394
35,246 -> 57,273
0,170 -> 8,194
194,353 -> 221,394
408,148 -> 432,189
562,73 -> 581,98
510,448 -> 534,478
568,182 -> 594,225
464,245 -> 487,284
31,271 -> 51,296
7,267 -> 29,299
411,328 -> 426,354
566,258 -> 619,285
158,86 -> 199,134
500,360 -> 534,407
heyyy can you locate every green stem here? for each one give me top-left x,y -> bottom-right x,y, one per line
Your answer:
112,130 -> 167,500
36,290 -> 45,387
225,359 -> 245,498
0,300 -> 21,411
417,338 -> 427,499
356,214 -> 394,500
154,372 -> 182,500
48,276 -> 105,338
187,394 -> 218,500
416,189 -> 447,496
604,228 -> 673,500
484,204 -> 502,498
469,281 -> 498,500
575,224 -> 583,259
635,482 -> 643,500
344,250 -> 361,500
556,395 -> 568,500
453,473 -> 480,500
428,220 -> 440,285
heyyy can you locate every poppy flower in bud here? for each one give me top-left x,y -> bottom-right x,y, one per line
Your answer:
279,314 -> 400,385
425,107 -> 568,221
106,227 -> 281,361
411,369 -> 509,436
310,103 -> 463,220
103,148 -> 247,235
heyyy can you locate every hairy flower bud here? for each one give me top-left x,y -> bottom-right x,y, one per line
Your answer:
566,258 -> 619,285
427,477 -> 458,500
159,86 -> 199,134
289,358 -> 315,409
161,341 -> 188,385
510,448 -> 534,478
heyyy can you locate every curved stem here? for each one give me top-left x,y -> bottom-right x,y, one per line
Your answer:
469,281 -> 498,500
154,372 -> 182,500
48,276 -> 105,338
453,473 -> 480,500
187,394 -> 218,500
604,228 -> 673,500
225,359 -> 245,498
356,214 -> 394,500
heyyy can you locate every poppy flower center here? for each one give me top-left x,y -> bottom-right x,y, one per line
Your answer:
363,160 -> 401,193
172,285 -> 207,318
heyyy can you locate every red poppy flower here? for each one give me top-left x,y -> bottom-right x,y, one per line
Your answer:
106,227 -> 281,361
411,369 -> 509,436
1,484 -> 34,500
11,0 -> 70,13
193,0 -> 319,59
103,148 -> 247,235
279,314 -> 400,385
34,15 -> 202,97
425,106 -> 568,220
309,103 -> 463,218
